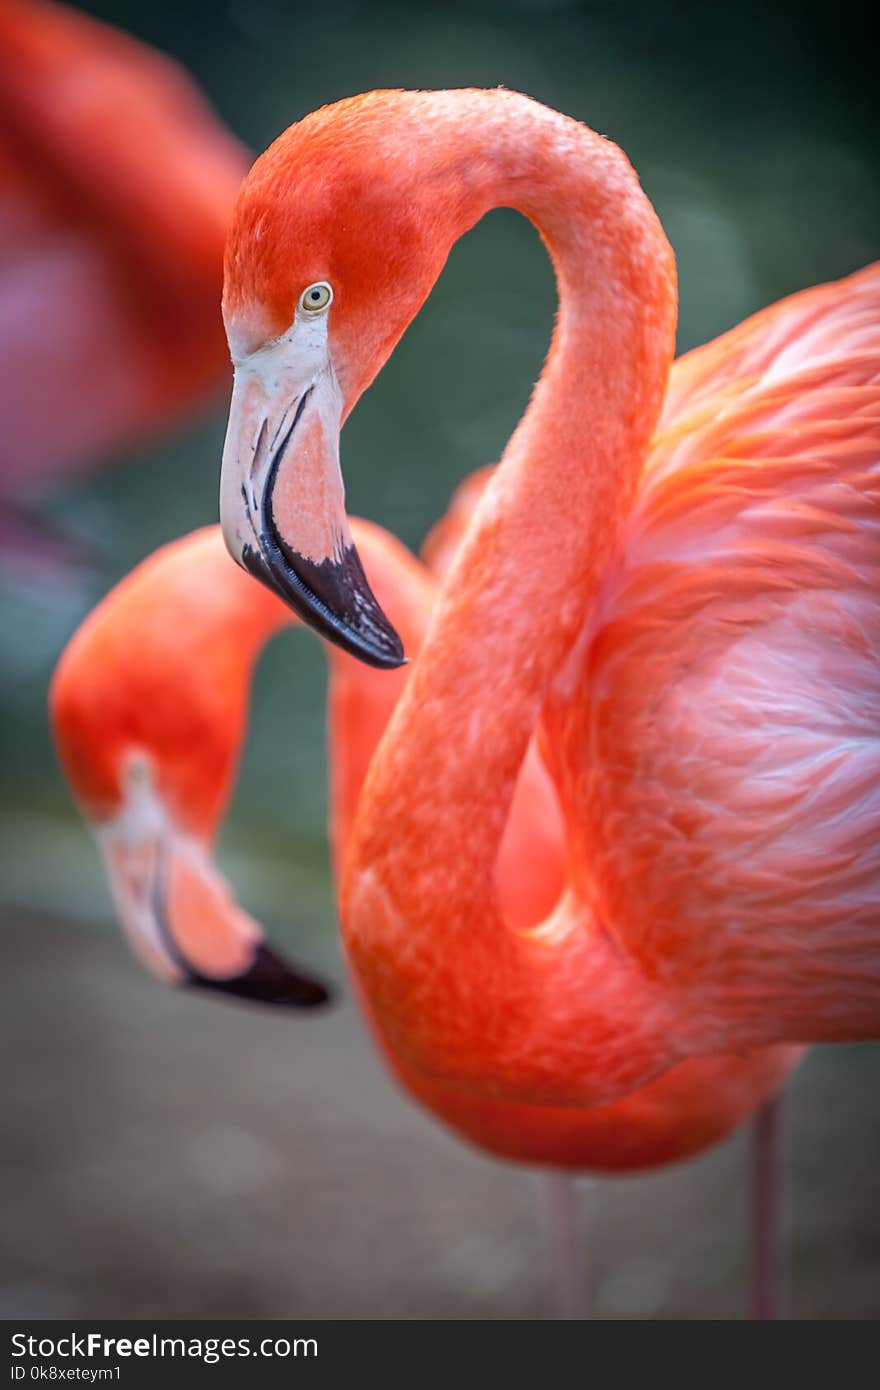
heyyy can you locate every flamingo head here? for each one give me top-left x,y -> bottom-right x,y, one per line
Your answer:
220,91 -> 483,668
49,529 -> 329,1008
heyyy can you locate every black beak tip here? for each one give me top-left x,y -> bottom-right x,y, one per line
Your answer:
356,623 -> 407,672
243,527 -> 407,672
186,943 -> 333,1010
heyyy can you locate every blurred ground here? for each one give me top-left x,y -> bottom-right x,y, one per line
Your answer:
2,909 -> 878,1320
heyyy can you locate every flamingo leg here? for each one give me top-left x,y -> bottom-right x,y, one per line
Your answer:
752,1093 -> 785,1320
541,1173 -> 591,1318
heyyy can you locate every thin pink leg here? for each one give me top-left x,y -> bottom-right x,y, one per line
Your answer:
752,1093 -> 785,1320
541,1173 -> 591,1319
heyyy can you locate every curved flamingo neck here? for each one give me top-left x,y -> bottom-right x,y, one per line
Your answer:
343,95 -> 680,1104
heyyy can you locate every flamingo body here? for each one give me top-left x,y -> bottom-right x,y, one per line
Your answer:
572,264 -> 880,1033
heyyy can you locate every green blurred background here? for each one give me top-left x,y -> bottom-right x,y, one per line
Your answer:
2,0 -> 879,1319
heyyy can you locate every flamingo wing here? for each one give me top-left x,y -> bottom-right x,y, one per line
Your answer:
556,262 -> 880,1045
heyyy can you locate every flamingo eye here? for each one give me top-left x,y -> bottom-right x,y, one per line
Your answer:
298,282 -> 333,314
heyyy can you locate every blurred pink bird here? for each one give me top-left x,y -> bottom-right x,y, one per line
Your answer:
0,0 -> 247,565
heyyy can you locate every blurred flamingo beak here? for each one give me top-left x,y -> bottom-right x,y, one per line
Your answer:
100,826 -> 329,1008
220,365 -> 405,670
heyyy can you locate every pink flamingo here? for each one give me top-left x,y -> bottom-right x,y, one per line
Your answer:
0,0 -> 246,563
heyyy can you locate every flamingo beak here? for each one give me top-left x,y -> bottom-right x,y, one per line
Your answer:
220,365 -> 405,670
100,826 -> 330,1008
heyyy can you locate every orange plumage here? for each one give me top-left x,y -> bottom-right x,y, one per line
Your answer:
48,86 -> 880,1244
50,507 -> 799,1171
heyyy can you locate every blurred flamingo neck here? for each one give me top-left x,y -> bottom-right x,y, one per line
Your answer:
326,524 -> 439,873
343,97 -> 679,1095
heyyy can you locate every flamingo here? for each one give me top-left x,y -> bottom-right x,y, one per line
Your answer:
218,86 -> 880,1066
51,512 -> 800,1316
0,0 -> 246,563
213,88 -> 880,1298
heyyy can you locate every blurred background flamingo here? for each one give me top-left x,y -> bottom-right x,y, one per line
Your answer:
0,0 -> 246,568
3,0 -> 878,1319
